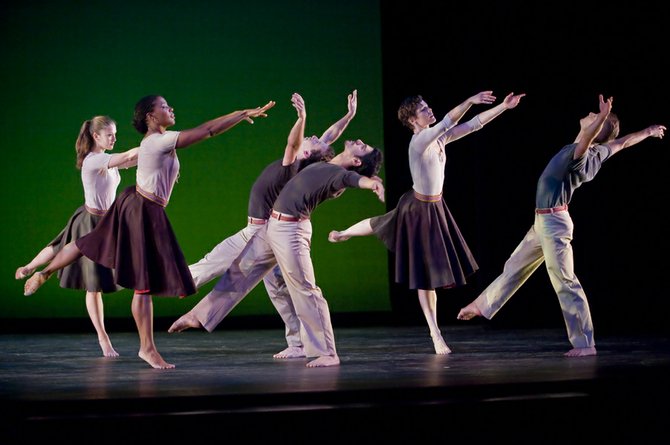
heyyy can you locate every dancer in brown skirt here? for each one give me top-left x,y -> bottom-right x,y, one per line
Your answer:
24,96 -> 275,369
16,115 -> 138,357
328,91 -> 524,354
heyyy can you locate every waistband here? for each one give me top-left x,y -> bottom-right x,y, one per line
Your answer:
248,217 -> 267,225
413,191 -> 443,202
85,205 -> 106,216
270,210 -> 309,222
535,204 -> 568,214
136,186 -> 168,207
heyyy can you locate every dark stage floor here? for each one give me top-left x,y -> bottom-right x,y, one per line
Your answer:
1,323 -> 669,444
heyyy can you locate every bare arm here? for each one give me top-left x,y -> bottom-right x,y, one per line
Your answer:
282,93 -> 307,166
358,176 -> 385,202
319,90 -> 358,145
107,147 -> 139,169
607,124 -> 665,156
176,100 -> 276,149
574,95 -> 612,159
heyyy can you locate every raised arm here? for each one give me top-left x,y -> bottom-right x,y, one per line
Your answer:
444,91 -> 496,126
413,91 -> 498,153
108,147 -> 139,169
176,100 -> 276,149
282,93 -> 307,166
440,92 -> 526,145
319,90 -> 358,145
574,95 -> 612,159
476,92 -> 525,125
358,176 -> 385,202
607,124 -> 665,156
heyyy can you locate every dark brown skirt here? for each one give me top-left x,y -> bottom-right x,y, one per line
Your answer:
370,190 -> 478,290
76,186 -> 196,297
48,206 -> 120,293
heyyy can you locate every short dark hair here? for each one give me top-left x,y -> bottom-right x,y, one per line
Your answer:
353,147 -> 383,177
398,95 -> 423,130
298,146 -> 336,171
132,95 -> 160,134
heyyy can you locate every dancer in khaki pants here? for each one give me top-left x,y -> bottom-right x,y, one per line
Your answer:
168,91 -> 358,359
266,139 -> 384,367
186,138 -> 384,367
458,94 -> 665,357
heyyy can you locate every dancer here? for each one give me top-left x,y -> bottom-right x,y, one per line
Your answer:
169,91 -> 358,361
198,138 -> 382,368
457,94 -> 665,357
268,139 -> 383,367
328,91 -> 525,354
24,96 -> 275,369
16,116 -> 138,357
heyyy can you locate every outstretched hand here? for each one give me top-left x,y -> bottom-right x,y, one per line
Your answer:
647,124 -> 666,139
348,89 -> 358,116
244,100 -> 276,123
291,93 -> 306,119
598,94 -> 613,116
502,92 -> 526,109
471,91 -> 496,105
372,180 -> 385,202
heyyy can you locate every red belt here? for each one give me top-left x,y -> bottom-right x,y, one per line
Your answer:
413,191 -> 442,202
536,204 -> 568,214
248,217 -> 267,225
270,210 -> 308,222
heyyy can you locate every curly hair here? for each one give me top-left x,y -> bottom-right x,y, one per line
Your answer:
398,95 -> 423,130
354,147 -> 383,177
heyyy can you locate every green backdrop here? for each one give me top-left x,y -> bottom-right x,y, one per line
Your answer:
0,0 -> 390,319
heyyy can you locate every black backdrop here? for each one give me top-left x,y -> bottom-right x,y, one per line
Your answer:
379,1 -> 669,335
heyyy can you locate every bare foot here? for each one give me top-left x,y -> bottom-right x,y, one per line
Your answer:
24,271 -> 50,296
431,334 -> 452,355
306,355 -> 340,367
167,312 -> 202,333
15,266 -> 33,280
273,346 -> 306,359
99,338 -> 119,358
564,347 -> 597,357
457,301 -> 482,320
328,231 -> 350,243
138,349 -> 175,369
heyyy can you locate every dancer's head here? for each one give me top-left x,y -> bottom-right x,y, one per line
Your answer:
75,115 -> 117,169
